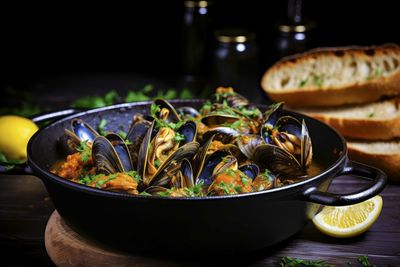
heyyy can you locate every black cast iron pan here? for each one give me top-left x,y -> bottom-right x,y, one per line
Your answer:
1,100 -> 386,255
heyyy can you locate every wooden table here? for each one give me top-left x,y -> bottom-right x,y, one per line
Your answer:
1,173 -> 399,266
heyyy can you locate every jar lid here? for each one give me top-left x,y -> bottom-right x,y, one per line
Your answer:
184,0 -> 210,8
215,28 -> 255,43
277,20 -> 316,33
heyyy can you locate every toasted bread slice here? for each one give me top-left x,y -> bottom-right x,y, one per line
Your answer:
296,98 -> 400,140
261,44 -> 400,107
347,140 -> 400,182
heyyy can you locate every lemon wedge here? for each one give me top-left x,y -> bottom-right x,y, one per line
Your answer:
312,195 -> 383,238
0,115 -> 39,161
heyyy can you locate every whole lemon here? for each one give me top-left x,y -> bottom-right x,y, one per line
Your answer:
0,115 -> 39,161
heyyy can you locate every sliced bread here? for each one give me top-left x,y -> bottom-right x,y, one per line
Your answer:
295,98 -> 400,140
347,140 -> 400,182
261,44 -> 400,107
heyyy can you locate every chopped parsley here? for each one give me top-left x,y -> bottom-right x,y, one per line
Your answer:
118,130 -> 127,139
158,190 -> 171,197
139,191 -> 152,196
72,90 -> 119,109
367,112 -> 375,118
240,175 -> 250,186
98,119 -> 108,136
76,140 -> 92,163
150,103 -> 161,117
313,75 -> 324,88
173,132 -> 185,142
357,255 -> 376,267
96,173 -> 118,188
238,107 -> 261,117
224,168 -> 236,176
184,180 -> 204,196
216,181 -> 231,194
78,173 -> 105,185
154,159 -> 161,169
280,256 -> 330,267
125,170 -> 141,182
375,67 -> 384,77
200,101 -> 212,114
299,78 -> 308,87
229,120 -> 242,130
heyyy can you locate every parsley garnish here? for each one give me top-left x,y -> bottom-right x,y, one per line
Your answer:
239,107 -> 261,117
234,185 -> 243,193
98,119 -> 107,136
154,159 -> 161,169
299,78 -> 308,87
313,75 -> 324,88
357,255 -> 376,267
241,175 -> 249,186
280,256 -> 330,267
173,132 -> 185,142
150,103 -> 161,117
78,173 -> 105,185
72,90 -> 119,109
183,180 -> 204,196
217,181 -> 231,194
125,170 -> 141,182
225,168 -> 236,176
76,140 -> 92,163
158,190 -> 171,197
375,67 -> 384,77
96,173 -> 118,188
229,120 -> 242,130
118,130 -> 127,139
367,112 -> 374,118
139,191 -> 152,196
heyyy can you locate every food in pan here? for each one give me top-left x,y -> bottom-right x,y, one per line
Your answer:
52,87 -> 314,197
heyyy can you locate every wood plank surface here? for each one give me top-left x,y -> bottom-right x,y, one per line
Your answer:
1,174 -> 399,266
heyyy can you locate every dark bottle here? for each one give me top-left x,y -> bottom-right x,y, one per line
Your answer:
211,28 -> 264,103
181,0 -> 212,91
269,0 -> 316,65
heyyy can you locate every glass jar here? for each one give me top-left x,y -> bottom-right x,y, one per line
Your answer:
181,0 -> 212,87
211,28 -> 263,103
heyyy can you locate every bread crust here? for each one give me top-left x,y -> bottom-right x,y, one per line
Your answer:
261,44 -> 400,107
347,143 -> 400,183
304,113 -> 400,140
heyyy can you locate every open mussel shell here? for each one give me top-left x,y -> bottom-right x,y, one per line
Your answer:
253,144 -> 305,178
196,150 -> 229,186
202,126 -> 239,144
192,134 -> 215,181
105,133 -> 134,172
238,163 -> 259,180
237,134 -> 264,160
177,121 -> 197,145
262,102 -> 284,130
137,120 -> 155,180
201,114 -> 239,127
301,119 -> 313,168
65,118 -> 99,149
92,135 -> 132,175
176,106 -> 200,119
170,158 -> 194,188
148,142 -> 200,187
154,99 -> 181,123
126,119 -> 152,168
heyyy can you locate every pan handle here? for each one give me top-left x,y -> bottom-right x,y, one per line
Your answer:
302,160 -> 386,206
0,108 -> 81,175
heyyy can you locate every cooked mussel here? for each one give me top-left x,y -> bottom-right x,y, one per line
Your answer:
92,134 -> 133,175
65,118 -> 99,150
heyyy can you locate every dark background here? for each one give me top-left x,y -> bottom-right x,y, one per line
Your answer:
1,0 -> 399,103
